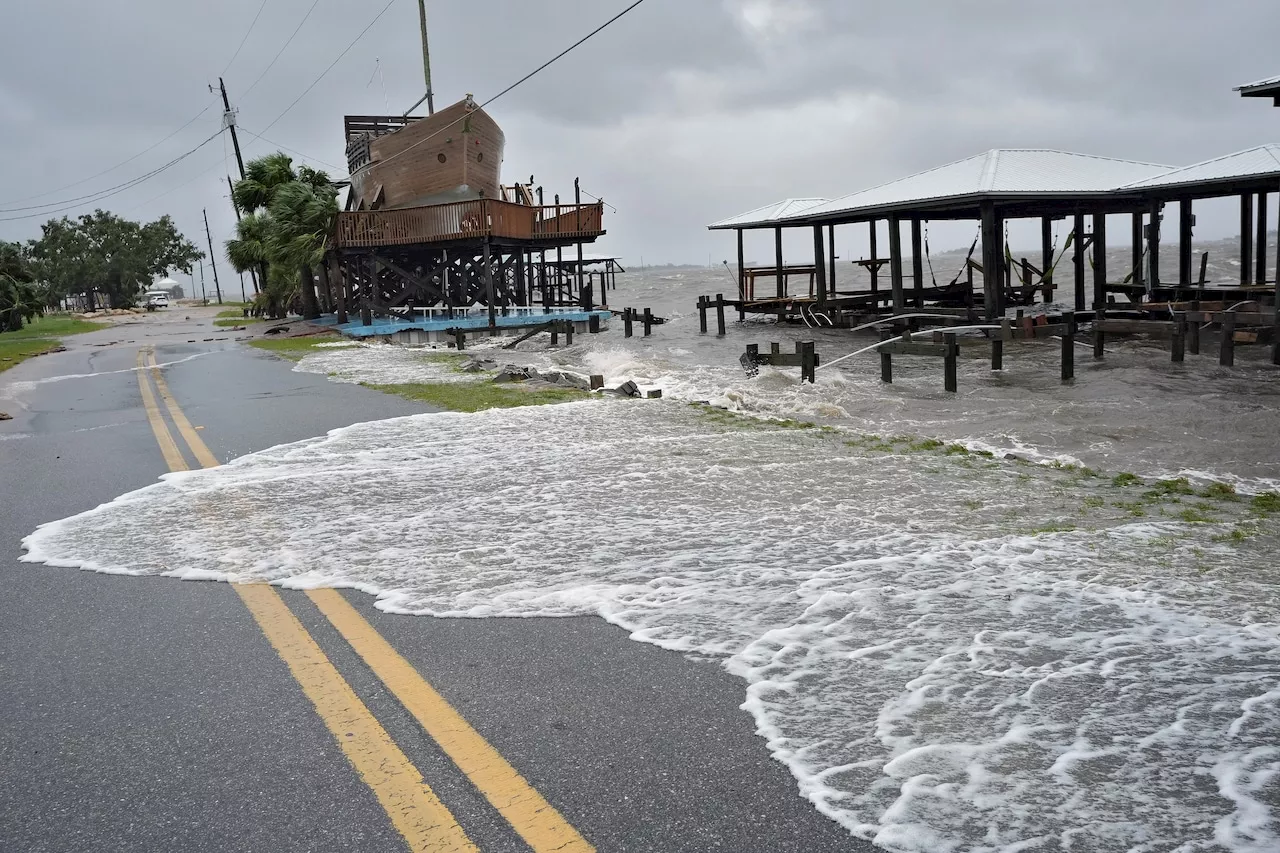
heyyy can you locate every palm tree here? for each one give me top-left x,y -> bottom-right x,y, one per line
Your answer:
226,153 -> 338,320
265,180 -> 338,320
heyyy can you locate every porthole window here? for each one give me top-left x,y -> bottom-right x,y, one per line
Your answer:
438,153 -> 447,163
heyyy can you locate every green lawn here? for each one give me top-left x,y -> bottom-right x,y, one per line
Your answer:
247,336 -> 343,361
0,313 -> 108,374
213,317 -> 267,327
365,381 -> 590,412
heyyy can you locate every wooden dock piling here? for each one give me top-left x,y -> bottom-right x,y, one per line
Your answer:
943,333 -> 958,393
715,293 -> 726,337
1188,301 -> 1200,354
624,308 -> 634,338
643,308 -> 653,337
1061,312 -> 1075,382
1172,313 -> 1186,362
1221,310 -> 1236,366
880,329 -> 892,383
1093,307 -> 1105,359
698,296 -> 708,334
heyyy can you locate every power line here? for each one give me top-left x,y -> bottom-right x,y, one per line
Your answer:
222,0 -> 271,76
237,126 -> 342,171
258,0 -> 398,135
240,0 -> 321,99
0,129 -> 226,222
355,0 -> 649,179
0,100 -> 218,207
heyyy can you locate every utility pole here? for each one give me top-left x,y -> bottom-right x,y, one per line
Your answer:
218,79 -> 258,296
417,0 -> 435,114
203,208 -> 223,305
199,260 -> 207,305
217,78 -> 246,180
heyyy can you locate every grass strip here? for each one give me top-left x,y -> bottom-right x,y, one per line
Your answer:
366,381 -> 589,412
248,335 -> 343,361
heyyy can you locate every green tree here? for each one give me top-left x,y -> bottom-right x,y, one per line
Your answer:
0,241 -> 42,332
28,211 -> 202,310
227,153 -> 338,320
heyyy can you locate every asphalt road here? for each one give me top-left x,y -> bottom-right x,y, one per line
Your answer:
0,307 -> 872,852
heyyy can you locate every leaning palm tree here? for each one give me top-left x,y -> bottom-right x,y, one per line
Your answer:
265,179 -> 339,320
225,212 -> 286,317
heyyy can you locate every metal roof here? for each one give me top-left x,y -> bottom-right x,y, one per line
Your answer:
706,197 -> 827,229
1235,73 -> 1280,97
786,149 -> 1170,222
708,150 -> 1172,229
1120,144 -> 1280,190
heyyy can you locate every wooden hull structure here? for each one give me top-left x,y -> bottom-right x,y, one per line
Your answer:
329,96 -> 608,331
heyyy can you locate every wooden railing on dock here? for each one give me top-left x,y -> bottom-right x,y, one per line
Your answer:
334,199 -> 604,249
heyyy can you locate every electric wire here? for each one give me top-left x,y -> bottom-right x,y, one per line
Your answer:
240,0 -> 321,99
237,126 -> 342,171
258,0 -> 398,135
352,0 -> 650,180
0,100 -> 217,207
0,129 -> 226,222
222,0 -> 271,76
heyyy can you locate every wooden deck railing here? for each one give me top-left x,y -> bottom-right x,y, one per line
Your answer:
334,199 -> 604,249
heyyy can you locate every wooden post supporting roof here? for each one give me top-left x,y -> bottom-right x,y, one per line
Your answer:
888,215 -> 905,314
1131,212 -> 1144,287
483,238 -> 496,330
1092,213 -> 1107,308
1073,213 -> 1086,310
910,219 -> 924,309
812,225 -> 827,309
774,226 -> 784,299
1147,200 -> 1161,289
980,202 -> 1001,319
1241,193 -> 1254,285
827,223 -> 836,295
868,221 -> 879,293
736,229 -> 745,301
1257,190 -> 1269,285
1041,217 -> 1054,302
1273,179 -> 1280,365
1179,199 -> 1194,286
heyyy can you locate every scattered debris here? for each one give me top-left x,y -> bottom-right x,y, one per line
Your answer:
0,412 -> 12,421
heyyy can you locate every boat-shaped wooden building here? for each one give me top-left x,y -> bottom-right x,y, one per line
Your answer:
328,95 -> 607,332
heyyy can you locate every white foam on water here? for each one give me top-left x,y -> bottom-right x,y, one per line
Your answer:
0,350 -> 214,401
293,343 -> 484,385
21,400 -> 1279,852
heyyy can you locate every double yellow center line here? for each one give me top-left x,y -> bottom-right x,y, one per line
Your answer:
135,346 -> 593,853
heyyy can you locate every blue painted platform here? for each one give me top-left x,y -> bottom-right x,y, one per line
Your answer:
318,308 -> 611,339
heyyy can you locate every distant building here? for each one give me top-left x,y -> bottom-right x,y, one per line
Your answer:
1235,74 -> 1280,106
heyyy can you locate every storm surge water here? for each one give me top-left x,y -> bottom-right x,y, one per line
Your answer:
20,268 -> 1280,850
22,398 -> 1280,852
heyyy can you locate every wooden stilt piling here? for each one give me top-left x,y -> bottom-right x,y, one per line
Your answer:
715,293 -> 726,337
698,296 -> 708,334
1093,306 -> 1106,359
1172,313 -> 1186,362
1188,301 -> 1200,354
880,329 -> 892,383
624,308 -> 633,338
643,308 -> 653,337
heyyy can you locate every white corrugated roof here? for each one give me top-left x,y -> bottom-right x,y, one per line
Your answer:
707,197 -> 827,229
789,149 -> 1170,221
1235,73 -> 1280,93
1121,144 -> 1280,189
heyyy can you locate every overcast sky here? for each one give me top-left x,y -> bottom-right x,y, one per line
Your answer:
2,0 -> 1279,287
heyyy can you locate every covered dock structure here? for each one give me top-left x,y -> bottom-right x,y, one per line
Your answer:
709,145 -> 1280,362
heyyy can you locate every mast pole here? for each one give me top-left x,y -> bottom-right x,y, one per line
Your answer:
417,0 -> 435,114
